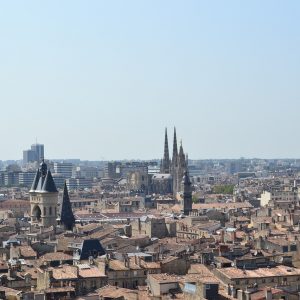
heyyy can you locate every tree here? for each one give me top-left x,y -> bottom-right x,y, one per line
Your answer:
213,184 -> 234,195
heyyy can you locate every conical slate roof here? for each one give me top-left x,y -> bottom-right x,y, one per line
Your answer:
36,173 -> 45,191
41,170 -> 58,193
30,169 -> 40,192
59,181 -> 75,230
30,160 -> 58,193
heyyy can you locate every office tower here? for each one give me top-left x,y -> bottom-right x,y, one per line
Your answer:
31,143 -> 44,162
23,150 -> 36,164
53,162 -> 73,178
23,143 -> 45,164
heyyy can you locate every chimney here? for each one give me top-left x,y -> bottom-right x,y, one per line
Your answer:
268,208 -> 272,217
8,264 -> 16,279
244,290 -> 251,300
232,230 -> 236,243
220,230 -> 225,243
265,288 -> 272,300
138,218 -> 141,234
124,255 -> 130,268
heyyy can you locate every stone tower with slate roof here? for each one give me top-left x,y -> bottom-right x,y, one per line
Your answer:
182,170 -> 192,216
29,159 -> 58,227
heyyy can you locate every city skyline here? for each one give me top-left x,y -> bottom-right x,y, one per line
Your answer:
7,133 -> 300,162
1,1 -> 300,160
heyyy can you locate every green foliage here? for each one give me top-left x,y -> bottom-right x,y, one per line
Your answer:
192,195 -> 198,203
213,184 -> 234,195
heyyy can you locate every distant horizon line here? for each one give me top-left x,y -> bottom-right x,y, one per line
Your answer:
2,157 -> 300,162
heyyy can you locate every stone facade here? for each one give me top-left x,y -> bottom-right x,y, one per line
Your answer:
29,161 -> 58,228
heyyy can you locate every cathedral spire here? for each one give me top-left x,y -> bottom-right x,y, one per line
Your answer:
161,128 -> 170,173
179,139 -> 184,156
172,127 -> 178,165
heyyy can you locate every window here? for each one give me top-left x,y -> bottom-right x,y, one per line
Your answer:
43,207 -> 46,216
283,246 -> 288,253
291,244 -> 297,251
49,207 -> 52,215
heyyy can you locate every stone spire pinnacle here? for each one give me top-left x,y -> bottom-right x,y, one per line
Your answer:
161,128 -> 170,173
179,139 -> 185,161
172,127 -> 178,166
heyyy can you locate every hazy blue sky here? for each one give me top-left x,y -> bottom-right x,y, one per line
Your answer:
0,1 -> 299,160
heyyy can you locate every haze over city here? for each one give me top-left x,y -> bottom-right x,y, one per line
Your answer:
1,1 -> 300,160
3,2 -> 300,300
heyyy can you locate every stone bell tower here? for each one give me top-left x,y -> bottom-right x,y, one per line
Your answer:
29,160 -> 58,227
182,170 -> 192,216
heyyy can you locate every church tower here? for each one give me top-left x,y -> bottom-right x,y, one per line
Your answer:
182,170 -> 192,216
59,181 -> 75,231
30,160 -> 58,227
171,130 -> 187,196
160,128 -> 170,173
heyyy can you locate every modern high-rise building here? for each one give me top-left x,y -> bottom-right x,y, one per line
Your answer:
23,143 -> 45,164
23,150 -> 36,164
53,162 -> 73,178
18,171 -> 36,187
31,143 -> 44,162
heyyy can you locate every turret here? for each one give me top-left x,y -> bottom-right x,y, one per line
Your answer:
30,160 -> 58,227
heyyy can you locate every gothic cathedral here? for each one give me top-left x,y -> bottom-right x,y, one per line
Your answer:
160,127 -> 188,196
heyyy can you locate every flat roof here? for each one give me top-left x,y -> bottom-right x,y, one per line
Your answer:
218,265 -> 300,279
